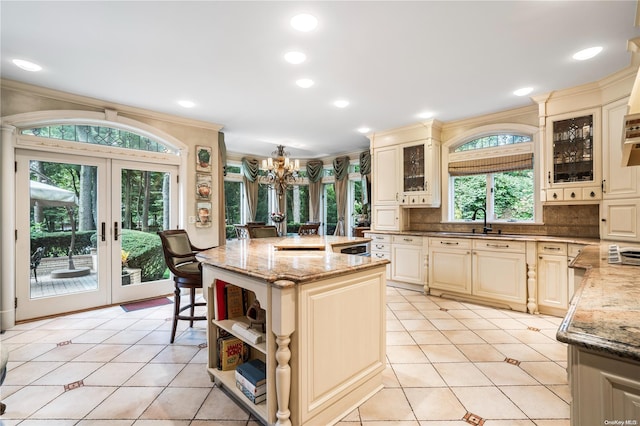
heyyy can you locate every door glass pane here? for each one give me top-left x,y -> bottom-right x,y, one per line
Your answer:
286,184 -> 309,233
255,185 -> 270,223
324,183 -> 337,235
29,161 -> 98,299
120,169 -> 171,286
224,180 -> 242,239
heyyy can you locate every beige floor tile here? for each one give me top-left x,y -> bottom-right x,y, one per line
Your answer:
392,363 -> 446,387
96,318 -> 141,330
409,330 -> 451,345
432,300 -> 468,310
528,343 -> 568,361
547,384 -> 572,403
394,310 -> 428,320
446,309 -> 481,319
359,388 -> 415,421
481,421 -> 535,425
500,385 -> 570,418
102,329 -> 153,344
76,420 -> 134,426
33,343 -> 95,361
452,385 -> 527,419
404,387 -> 466,421
388,302 -> 418,311
475,309 -> 511,319
1,385 -> 65,419
532,421 -> 570,426
134,421 -> 190,426
340,407 -> 360,422
123,363 -> 185,387
488,318 -> 529,329
44,317 -> 109,330
400,319 -> 437,331
409,301 -> 440,311
420,344 -> 468,363
519,361 -> 568,384
505,329 -> 558,344
170,363 -> 217,388
421,310 -> 454,319
361,422 -> 420,426
382,363 -> 401,388
456,344 -> 506,362
194,387 -> 251,420
417,422 -> 469,425
474,329 -> 521,344
83,362 -> 146,386
150,345 -> 200,363
71,329 -> 120,344
140,387 -> 211,419
111,344 -> 165,363
136,330 -> 174,345
387,318 -> 405,331
86,386 -> 164,419
492,344 -> 550,361
429,319 -> 467,330
475,361 -> 538,385
5,342 -> 58,362
190,348 -> 209,364
72,344 -> 130,362
32,362 -> 104,385
515,316 -> 561,329
387,331 -> 416,345
125,319 -> 166,331
458,318 -> 500,330
4,361 -> 64,385
433,363 -> 492,386
387,345 -> 429,363
31,386 -> 117,419
441,330 -> 485,344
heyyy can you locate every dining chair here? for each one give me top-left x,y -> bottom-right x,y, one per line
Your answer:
234,224 -> 250,239
297,223 -> 320,236
158,229 -> 214,343
248,225 -> 279,238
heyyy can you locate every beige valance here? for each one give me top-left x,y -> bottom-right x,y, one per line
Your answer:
448,153 -> 533,176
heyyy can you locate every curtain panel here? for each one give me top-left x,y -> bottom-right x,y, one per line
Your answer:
307,160 -> 324,223
448,153 -> 533,176
333,156 -> 350,236
241,158 -> 260,221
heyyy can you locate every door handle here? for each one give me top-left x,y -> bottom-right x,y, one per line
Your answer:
114,221 -> 119,241
101,222 -> 106,242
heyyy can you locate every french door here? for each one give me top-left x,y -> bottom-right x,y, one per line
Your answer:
15,150 -> 177,321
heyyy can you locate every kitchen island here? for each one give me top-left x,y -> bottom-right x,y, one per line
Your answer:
557,243 -> 640,425
196,235 -> 389,426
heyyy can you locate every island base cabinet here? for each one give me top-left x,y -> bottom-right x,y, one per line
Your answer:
568,345 -> 640,426
204,264 -> 387,426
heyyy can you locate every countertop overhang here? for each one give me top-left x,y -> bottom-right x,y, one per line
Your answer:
196,235 -> 389,287
557,243 -> 640,363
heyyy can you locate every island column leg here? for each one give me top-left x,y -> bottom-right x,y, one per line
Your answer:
272,282 -> 296,426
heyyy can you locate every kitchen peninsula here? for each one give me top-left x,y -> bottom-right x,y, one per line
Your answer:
557,244 -> 640,425
196,236 -> 389,426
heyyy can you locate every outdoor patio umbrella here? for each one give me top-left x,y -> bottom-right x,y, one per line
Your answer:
29,180 -> 85,274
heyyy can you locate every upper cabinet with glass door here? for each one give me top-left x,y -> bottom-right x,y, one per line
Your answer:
399,140 -> 440,207
545,108 -> 602,203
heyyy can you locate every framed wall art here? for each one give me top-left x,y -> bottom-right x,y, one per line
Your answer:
196,145 -> 212,172
196,201 -> 212,227
196,173 -> 212,200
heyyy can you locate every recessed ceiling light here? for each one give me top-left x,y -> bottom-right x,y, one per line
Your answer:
513,87 -> 533,96
290,13 -> 318,32
12,59 -> 42,72
334,100 -> 349,108
357,127 -> 370,134
177,100 -> 195,108
296,78 -> 314,88
284,51 -> 306,64
418,111 -> 434,119
572,46 -> 603,61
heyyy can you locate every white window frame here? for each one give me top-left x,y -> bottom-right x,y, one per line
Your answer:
441,123 -> 542,224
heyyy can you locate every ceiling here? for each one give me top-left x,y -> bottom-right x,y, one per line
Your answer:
2,1 -> 640,160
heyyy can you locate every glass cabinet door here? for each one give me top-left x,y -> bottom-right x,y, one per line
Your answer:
552,114 -> 594,184
402,144 -> 425,192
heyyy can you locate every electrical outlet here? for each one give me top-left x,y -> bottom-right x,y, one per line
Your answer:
188,216 -> 196,224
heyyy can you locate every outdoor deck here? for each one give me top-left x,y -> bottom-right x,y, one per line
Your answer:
30,271 -> 98,298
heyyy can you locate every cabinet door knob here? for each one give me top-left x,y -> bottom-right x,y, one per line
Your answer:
590,191 -> 595,197
570,192 -> 576,198
553,193 -> 558,199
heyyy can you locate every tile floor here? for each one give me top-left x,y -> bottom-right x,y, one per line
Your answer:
0,287 -> 570,425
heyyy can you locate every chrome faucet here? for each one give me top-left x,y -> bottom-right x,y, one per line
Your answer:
471,207 -> 492,234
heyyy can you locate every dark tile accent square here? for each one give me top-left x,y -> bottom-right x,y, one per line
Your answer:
504,357 -> 521,366
64,380 -> 84,392
57,340 -> 71,346
463,411 -> 485,425
527,326 -> 540,332
440,307 -> 449,312
198,342 -> 207,349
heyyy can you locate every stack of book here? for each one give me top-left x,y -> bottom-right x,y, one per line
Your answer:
235,359 -> 267,404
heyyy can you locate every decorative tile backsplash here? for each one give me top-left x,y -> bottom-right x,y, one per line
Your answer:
408,205 -> 600,238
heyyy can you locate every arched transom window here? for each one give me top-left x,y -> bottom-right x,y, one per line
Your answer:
21,124 -> 178,154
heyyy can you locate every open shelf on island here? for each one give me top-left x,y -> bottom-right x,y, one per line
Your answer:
208,366 -> 268,420
213,317 -> 267,355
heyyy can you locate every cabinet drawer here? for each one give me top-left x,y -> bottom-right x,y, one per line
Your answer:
537,242 -> 568,256
429,238 -> 472,249
473,239 -> 526,253
568,243 -> 586,258
582,187 -> 601,200
564,188 -> 582,201
392,235 -> 422,246
547,189 -> 564,201
366,234 -> 391,243
371,242 -> 391,252
371,251 -> 391,261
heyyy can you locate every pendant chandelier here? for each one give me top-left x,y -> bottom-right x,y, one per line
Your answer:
261,145 -> 300,194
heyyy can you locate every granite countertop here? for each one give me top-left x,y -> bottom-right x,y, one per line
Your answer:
364,229 -> 599,245
196,235 -> 389,287
557,243 -> 640,363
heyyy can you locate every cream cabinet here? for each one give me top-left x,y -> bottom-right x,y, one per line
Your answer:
366,233 -> 391,280
536,242 -> 569,315
390,235 -> 426,291
568,346 -> 640,426
544,108 -> 602,204
398,141 -> 440,208
601,96 -> 640,242
371,145 -> 402,231
429,237 -> 527,312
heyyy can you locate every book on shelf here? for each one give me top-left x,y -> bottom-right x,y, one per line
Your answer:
235,358 -> 266,387
236,381 -> 266,404
217,335 -> 249,371
231,321 -> 263,344
235,369 -> 266,395
214,279 -> 229,320
225,283 -> 245,319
